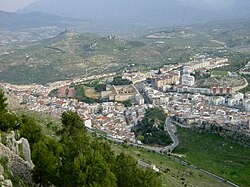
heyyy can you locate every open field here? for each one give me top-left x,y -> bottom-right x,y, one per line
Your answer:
211,70 -> 228,77
174,127 -> 250,187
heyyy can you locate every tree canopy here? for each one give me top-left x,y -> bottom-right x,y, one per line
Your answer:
31,111 -> 162,187
134,108 -> 172,146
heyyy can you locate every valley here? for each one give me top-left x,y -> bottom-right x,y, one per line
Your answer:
0,3 -> 250,186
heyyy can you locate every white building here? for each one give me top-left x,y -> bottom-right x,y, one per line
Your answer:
228,98 -> 236,107
151,165 -> 160,172
245,100 -> 250,112
181,74 -> 195,86
212,96 -> 225,106
81,113 -> 92,129
160,96 -> 170,105
183,66 -> 193,74
233,93 -> 244,100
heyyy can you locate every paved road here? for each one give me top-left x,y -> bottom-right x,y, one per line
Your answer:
135,81 -> 152,104
162,117 -> 179,152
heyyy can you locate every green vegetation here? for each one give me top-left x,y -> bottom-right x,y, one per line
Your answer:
32,111 -> 161,187
0,32 -> 168,84
196,76 -> 246,88
134,108 -> 172,146
211,70 -> 228,77
94,84 -> 106,92
0,20 -> 250,85
111,142 -> 230,187
239,74 -> 250,94
174,127 -> 250,187
143,28 -> 224,48
122,100 -> 133,107
214,53 -> 249,72
0,26 -> 231,85
112,76 -> 132,85
74,85 -> 104,103
0,89 -> 21,132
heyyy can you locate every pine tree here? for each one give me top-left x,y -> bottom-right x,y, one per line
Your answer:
0,89 -> 7,113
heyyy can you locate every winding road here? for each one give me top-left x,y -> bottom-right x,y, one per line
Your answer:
162,117 -> 179,152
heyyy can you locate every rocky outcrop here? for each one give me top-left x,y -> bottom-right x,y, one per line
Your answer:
0,131 -> 34,183
5,131 -> 34,168
191,122 -> 250,147
0,164 -> 13,187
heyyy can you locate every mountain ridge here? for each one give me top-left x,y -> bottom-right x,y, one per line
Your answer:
19,0 -> 250,30
0,10 -> 85,29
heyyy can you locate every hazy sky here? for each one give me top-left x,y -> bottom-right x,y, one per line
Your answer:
0,0 -> 235,12
0,0 -> 37,11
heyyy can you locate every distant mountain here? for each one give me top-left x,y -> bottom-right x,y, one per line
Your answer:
19,0 -> 212,27
220,0 -> 250,18
180,0 -> 210,10
181,0 -> 235,10
19,0 -> 250,31
0,11 -> 84,29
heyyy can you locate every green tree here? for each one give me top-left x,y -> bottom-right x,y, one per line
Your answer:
59,111 -> 117,187
112,76 -> 132,85
0,90 -> 20,132
114,153 -> 162,187
0,89 -> 7,113
19,115 -> 43,145
32,140 -> 62,187
73,151 -> 117,187
0,112 -> 20,131
114,153 -> 139,187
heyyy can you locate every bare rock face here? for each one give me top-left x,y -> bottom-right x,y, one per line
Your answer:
20,138 -> 33,167
0,131 -> 34,183
2,180 -> 13,187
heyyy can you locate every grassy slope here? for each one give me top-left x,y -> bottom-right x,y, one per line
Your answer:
16,109 -> 62,138
111,142 -> 230,187
174,127 -> 250,187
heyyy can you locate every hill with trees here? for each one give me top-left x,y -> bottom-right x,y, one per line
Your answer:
134,108 -> 172,146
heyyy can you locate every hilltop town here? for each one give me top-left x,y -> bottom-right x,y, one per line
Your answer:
1,57 -> 250,145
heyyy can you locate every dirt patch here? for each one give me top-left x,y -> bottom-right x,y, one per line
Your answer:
196,76 -> 246,88
84,87 -> 101,99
